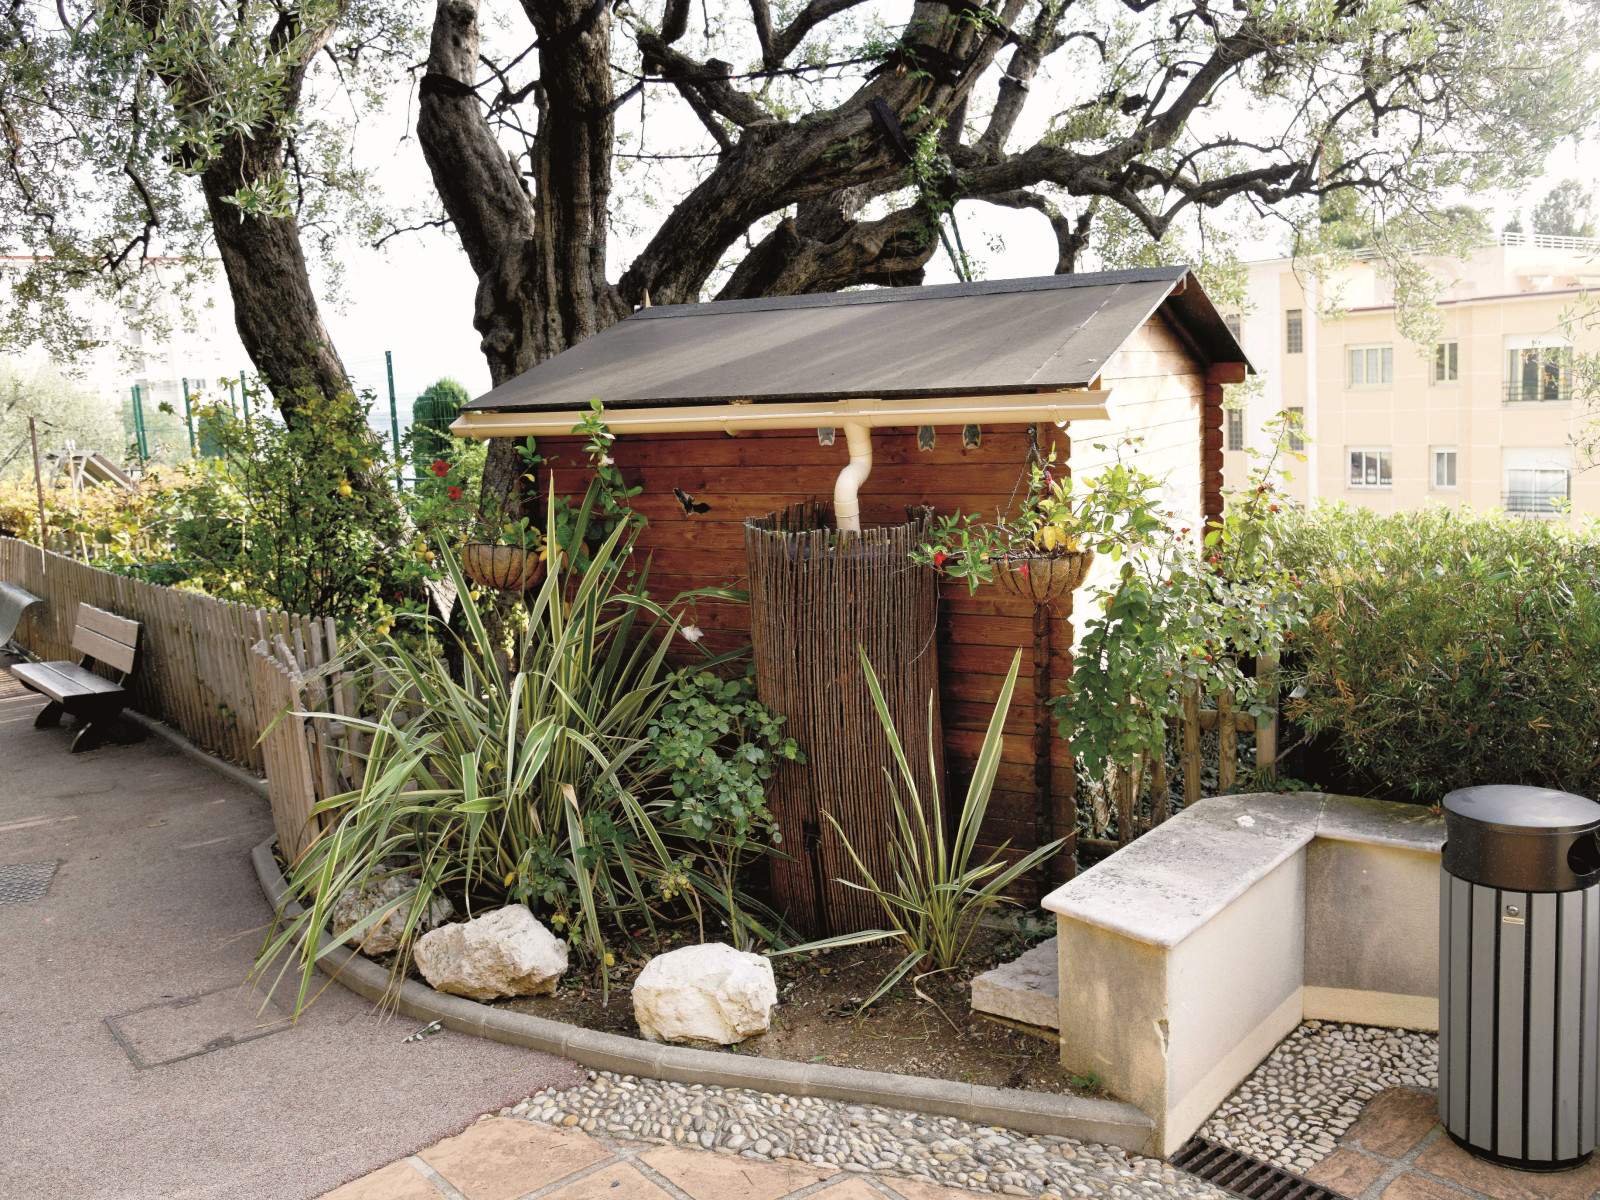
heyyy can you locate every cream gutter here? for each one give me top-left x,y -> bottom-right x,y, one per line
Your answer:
449,389 -> 1112,534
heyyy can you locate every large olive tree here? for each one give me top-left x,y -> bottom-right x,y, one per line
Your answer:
414,0 -> 1600,506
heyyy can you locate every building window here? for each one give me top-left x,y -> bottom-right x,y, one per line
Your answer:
1347,345 -> 1394,387
1433,341 -> 1459,384
1432,448 -> 1457,490
1286,407 -> 1305,452
1286,309 -> 1303,354
1226,408 -> 1245,451
1503,447 -> 1572,514
1348,447 -> 1393,489
1504,344 -> 1572,404
1223,313 -> 1243,340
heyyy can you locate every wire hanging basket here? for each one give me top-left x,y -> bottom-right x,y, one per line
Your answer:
990,549 -> 1094,605
460,543 -> 545,591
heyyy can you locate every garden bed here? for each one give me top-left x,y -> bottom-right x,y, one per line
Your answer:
494,927 -> 1098,1098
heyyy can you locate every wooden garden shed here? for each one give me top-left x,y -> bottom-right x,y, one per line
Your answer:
453,266 -> 1249,901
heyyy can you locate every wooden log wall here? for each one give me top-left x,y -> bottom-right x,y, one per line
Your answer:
530,314 -> 1210,902
0,536 -> 338,773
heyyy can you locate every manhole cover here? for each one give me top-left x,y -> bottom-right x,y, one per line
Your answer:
106,986 -> 290,1068
0,860 -> 58,904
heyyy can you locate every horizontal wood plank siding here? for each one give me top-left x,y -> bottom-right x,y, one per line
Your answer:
516,314 -> 1206,897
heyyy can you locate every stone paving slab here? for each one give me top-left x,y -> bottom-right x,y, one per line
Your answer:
326,1072 -> 1229,1200
1305,1087 -> 1600,1200
326,1118 -> 1036,1200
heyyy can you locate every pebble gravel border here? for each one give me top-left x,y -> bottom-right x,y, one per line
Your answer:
1200,1020 -> 1439,1174
497,1072 -> 1230,1199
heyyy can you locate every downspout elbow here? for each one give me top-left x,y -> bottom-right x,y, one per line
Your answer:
833,422 -> 873,532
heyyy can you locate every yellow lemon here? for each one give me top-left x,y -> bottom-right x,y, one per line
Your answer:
338,481 -> 353,497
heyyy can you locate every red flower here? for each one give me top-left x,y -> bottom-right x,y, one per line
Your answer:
448,486 -> 463,500
430,459 -> 450,477
932,550 -> 948,570
1018,561 -> 1030,577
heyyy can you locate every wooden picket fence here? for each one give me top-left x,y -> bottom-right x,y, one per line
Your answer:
0,536 -> 338,774
249,636 -> 367,862
1080,653 -> 1279,851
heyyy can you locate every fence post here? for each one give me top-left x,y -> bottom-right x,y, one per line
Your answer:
1217,686 -> 1237,793
1256,652 -> 1279,782
1182,689 -> 1202,806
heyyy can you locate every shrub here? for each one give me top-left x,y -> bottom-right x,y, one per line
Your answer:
167,391 -> 407,619
257,492 -> 786,1012
1274,503 -> 1600,802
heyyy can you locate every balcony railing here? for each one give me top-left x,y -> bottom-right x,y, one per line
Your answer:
1504,381 -> 1573,405
1502,490 -> 1570,516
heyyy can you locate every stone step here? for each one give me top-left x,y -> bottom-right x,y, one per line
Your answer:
970,936 -> 1059,1030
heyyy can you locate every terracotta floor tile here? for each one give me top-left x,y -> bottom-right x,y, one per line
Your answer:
1348,1089 -> 1442,1159
543,1162 -> 672,1199
815,1180 -> 892,1200
419,1118 -> 611,1200
1305,1148 -> 1388,1195
1380,1174 -> 1470,1200
1414,1137 -> 1600,1200
319,1160 -> 448,1200
638,1146 -> 835,1200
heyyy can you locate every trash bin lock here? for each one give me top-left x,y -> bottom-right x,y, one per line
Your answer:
1439,785 -> 1600,1171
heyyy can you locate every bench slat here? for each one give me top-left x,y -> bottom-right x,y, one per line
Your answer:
70,624 -> 138,674
11,661 -> 124,703
74,603 -> 140,647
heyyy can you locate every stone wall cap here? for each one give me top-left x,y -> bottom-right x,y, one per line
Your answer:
1041,792 -> 1442,948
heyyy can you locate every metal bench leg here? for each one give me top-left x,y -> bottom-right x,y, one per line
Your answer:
34,701 -> 64,729
70,704 -> 141,752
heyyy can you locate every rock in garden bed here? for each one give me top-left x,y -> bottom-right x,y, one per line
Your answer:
413,904 -> 569,1000
632,942 -> 777,1045
330,873 -> 454,955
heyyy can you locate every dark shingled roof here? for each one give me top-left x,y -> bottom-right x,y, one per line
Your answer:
465,266 -> 1249,413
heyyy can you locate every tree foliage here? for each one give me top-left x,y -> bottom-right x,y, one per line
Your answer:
1532,179 -> 1596,239
0,359 -> 125,479
0,0 -> 420,416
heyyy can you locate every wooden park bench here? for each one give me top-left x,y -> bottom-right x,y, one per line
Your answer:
0,581 -> 44,652
9,603 -> 144,752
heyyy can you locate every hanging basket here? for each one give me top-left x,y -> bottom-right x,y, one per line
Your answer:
991,549 -> 1094,605
460,543 -> 545,591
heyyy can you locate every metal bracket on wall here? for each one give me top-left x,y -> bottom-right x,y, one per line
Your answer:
817,427 -> 835,446
918,425 -> 936,451
963,424 -> 982,450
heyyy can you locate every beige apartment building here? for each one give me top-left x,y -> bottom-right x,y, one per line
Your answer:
1226,233 -> 1600,516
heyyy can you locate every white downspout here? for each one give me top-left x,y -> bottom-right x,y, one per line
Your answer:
833,421 -> 873,532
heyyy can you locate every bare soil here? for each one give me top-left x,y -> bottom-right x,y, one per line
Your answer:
497,926 -> 1104,1099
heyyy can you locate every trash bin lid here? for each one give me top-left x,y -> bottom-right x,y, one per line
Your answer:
1443,785 -> 1600,835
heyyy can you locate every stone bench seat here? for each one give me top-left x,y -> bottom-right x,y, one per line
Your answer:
975,792 -> 1444,1157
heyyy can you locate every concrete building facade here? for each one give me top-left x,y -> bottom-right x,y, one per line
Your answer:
1226,233 -> 1600,517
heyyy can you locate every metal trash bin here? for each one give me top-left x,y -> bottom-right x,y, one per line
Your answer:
1439,785 -> 1600,1170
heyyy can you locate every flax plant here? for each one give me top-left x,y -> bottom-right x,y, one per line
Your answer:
255,484 -> 771,1014
774,648 -> 1063,1009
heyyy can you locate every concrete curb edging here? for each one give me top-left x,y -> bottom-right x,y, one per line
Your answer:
125,710 -> 271,801
250,836 -> 1156,1156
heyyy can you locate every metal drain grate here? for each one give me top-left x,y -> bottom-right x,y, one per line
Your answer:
1172,1137 -> 1350,1200
0,860 -> 59,904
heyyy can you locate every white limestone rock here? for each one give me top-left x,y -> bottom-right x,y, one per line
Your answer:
970,936 -> 1060,1030
632,942 -> 778,1045
413,904 -> 569,1000
330,874 -> 453,956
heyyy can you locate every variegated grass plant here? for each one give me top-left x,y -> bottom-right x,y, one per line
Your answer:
772,647 -> 1064,1010
255,486 -> 788,1013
